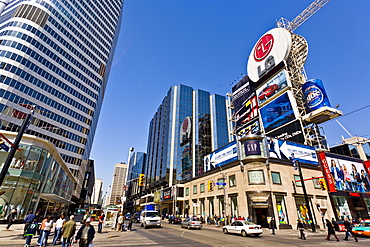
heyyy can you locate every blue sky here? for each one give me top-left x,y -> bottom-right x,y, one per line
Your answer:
90,0 -> 370,193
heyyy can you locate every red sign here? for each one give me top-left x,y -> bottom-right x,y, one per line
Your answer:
317,151 -> 336,192
254,34 -> 274,61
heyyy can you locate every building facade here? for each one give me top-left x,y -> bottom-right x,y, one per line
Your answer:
0,131 -> 76,220
91,178 -> 103,206
109,163 -> 128,205
145,84 -> 231,193
0,0 -> 124,202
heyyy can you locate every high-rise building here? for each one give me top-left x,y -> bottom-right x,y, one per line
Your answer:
0,0 -> 124,203
109,163 -> 128,205
91,178 -> 103,206
125,151 -> 146,211
145,84 -> 231,190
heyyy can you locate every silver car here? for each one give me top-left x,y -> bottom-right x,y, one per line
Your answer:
181,218 -> 203,229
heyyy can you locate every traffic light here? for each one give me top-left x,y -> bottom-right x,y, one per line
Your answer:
319,179 -> 327,191
138,174 -> 145,186
208,181 -> 214,191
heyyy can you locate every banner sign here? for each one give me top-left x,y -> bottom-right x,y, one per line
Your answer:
267,120 -> 304,144
204,141 -> 238,172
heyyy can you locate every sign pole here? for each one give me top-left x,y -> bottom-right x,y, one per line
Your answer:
0,111 -> 33,187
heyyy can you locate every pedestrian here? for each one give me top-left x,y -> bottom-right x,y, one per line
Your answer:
297,219 -> 306,240
343,218 -> 358,242
62,215 -> 76,247
39,215 -> 54,247
75,218 -> 95,247
52,214 -> 66,245
22,210 -> 36,238
127,214 -> 134,232
116,213 -> 124,232
325,219 -> 339,241
24,218 -> 39,247
5,209 -> 17,230
270,217 -> 277,235
98,213 -> 105,233
82,211 -> 89,224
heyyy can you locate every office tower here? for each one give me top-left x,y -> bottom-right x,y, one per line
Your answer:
91,178 -> 103,206
109,163 -> 128,205
145,84 -> 231,190
0,0 -> 124,200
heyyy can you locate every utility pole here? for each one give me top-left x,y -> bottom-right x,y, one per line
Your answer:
222,173 -> 228,225
0,109 -> 33,187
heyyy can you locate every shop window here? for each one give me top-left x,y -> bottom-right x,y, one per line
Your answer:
200,183 -> 205,193
185,187 -> 189,196
295,197 -> 311,224
193,185 -> 197,194
248,170 -> 265,184
217,178 -> 224,189
294,175 -> 302,187
332,195 -> 351,220
230,196 -> 238,217
272,172 -> 281,184
276,196 -> 288,224
229,175 -> 236,187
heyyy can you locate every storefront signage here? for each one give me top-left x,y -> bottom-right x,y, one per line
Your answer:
247,28 -> 292,82
161,187 -> 173,201
243,140 -> 261,156
317,152 -> 338,193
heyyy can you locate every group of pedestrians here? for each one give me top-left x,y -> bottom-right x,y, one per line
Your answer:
116,213 -> 134,232
20,211 -> 98,247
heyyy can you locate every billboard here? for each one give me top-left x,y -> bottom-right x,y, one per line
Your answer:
302,79 -> 331,112
260,92 -> 297,133
235,119 -> 260,137
318,153 -> 370,193
232,76 -> 254,114
256,69 -> 290,107
247,28 -> 292,82
204,141 -> 238,172
267,137 -> 318,165
235,96 -> 258,127
267,119 -> 304,144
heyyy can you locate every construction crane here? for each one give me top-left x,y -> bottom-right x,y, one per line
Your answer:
277,0 -> 330,33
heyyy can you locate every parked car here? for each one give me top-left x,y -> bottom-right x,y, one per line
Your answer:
223,220 -> 263,237
172,217 -> 182,224
352,219 -> 370,237
181,218 -> 202,229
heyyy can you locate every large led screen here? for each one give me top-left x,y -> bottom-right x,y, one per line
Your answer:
256,70 -> 290,107
267,119 -> 304,144
324,153 -> 370,193
260,92 -> 296,133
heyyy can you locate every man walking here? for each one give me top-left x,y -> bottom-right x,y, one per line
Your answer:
75,218 -> 95,247
23,211 -> 36,237
97,213 -> 105,233
270,217 -> 277,235
62,215 -> 76,247
5,209 -> 17,230
343,218 -> 358,242
52,214 -> 66,245
24,218 -> 39,247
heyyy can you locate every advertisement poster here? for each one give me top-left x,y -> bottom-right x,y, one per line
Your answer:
204,141 -> 238,172
256,70 -> 290,107
232,76 -> 254,114
323,153 -> 370,193
267,120 -> 304,144
235,119 -> 260,137
267,137 -> 318,165
235,96 -> 258,127
260,92 -> 296,133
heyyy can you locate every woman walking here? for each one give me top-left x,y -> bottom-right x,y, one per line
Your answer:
297,219 -> 306,240
325,219 -> 339,241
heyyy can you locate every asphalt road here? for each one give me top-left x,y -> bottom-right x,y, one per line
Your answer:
1,221 -> 368,246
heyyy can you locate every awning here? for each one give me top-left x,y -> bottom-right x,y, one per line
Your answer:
40,193 -> 75,205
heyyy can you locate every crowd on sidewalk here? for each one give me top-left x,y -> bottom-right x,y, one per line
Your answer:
4,210 -> 103,247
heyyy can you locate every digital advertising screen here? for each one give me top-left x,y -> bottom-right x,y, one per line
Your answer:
235,119 -> 260,137
256,70 -> 290,107
260,92 -> 296,133
267,119 -> 304,144
234,96 -> 258,127
232,76 -> 255,114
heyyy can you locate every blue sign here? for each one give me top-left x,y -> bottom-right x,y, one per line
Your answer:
215,182 -> 227,186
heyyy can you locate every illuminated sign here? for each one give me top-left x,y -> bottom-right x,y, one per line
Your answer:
204,141 -> 238,172
247,28 -> 292,82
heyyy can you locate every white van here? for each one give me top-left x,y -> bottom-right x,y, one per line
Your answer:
140,210 -> 161,228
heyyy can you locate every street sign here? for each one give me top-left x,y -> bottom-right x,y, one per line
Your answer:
215,182 -> 226,186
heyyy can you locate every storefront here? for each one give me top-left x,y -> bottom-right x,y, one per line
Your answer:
0,132 -> 76,220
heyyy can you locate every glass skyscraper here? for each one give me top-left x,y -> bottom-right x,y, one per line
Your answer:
145,84 -> 231,190
0,0 -> 124,200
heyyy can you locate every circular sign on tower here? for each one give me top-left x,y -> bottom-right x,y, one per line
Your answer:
247,28 -> 292,82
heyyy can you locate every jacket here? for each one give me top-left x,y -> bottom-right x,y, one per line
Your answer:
76,224 -> 95,243
23,214 -> 36,223
24,222 -> 39,236
62,219 -> 76,238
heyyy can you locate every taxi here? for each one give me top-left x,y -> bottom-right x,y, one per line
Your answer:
352,219 -> 370,237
